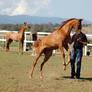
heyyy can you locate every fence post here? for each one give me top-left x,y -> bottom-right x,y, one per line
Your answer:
24,32 -> 27,51
85,46 -> 87,56
53,50 -> 56,54
2,36 -> 5,49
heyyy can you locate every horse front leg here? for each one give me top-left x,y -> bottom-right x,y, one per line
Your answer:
64,45 -> 71,66
18,41 -> 21,53
30,47 -> 43,78
59,45 -> 66,70
40,50 -> 52,78
66,48 -> 71,66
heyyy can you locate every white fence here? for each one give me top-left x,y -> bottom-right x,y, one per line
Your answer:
0,30 -> 51,51
0,30 -> 92,56
84,34 -> 92,56
24,31 -> 51,51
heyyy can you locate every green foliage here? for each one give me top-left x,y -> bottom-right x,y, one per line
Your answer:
0,42 -> 18,47
88,40 -> 92,44
0,24 -> 92,33
26,43 -> 33,50
0,24 -> 60,32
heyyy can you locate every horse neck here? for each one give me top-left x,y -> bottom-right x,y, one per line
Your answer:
62,22 -> 73,36
18,27 -> 25,35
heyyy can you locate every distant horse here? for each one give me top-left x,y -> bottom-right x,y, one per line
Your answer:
30,18 -> 83,78
6,22 -> 28,53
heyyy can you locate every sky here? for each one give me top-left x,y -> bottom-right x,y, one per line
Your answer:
0,0 -> 92,21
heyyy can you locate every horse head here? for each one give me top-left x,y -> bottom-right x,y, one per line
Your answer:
22,22 -> 28,29
72,19 -> 83,31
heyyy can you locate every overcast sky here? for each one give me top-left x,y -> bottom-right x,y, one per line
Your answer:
0,0 -> 92,21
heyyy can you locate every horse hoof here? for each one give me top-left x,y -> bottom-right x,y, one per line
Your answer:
30,76 -> 32,79
40,76 -> 43,79
63,66 -> 66,71
30,73 -> 33,79
6,49 -> 9,52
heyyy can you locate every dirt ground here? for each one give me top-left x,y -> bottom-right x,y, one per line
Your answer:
0,52 -> 92,92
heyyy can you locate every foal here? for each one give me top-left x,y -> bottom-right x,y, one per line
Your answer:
30,18 -> 83,78
6,23 -> 28,53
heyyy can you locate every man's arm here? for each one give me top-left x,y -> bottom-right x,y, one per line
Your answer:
78,40 -> 87,45
77,36 -> 87,46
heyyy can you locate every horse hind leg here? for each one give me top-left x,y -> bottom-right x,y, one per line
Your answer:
40,50 -> 52,78
6,40 -> 9,52
30,47 -> 44,78
6,39 -> 12,52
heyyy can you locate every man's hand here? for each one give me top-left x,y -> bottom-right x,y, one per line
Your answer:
77,37 -> 82,42
77,37 -> 87,46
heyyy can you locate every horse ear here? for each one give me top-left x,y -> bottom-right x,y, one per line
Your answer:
24,22 -> 27,24
80,19 -> 83,21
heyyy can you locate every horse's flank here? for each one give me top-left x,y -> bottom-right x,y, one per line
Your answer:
6,32 -> 20,41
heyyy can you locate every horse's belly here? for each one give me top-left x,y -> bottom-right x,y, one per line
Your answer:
10,35 -> 18,41
46,46 -> 58,50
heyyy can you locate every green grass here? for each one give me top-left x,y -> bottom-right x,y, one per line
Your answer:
88,40 -> 92,44
0,52 -> 92,92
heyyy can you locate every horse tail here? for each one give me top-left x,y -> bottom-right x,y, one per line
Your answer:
31,39 -> 41,56
33,39 -> 41,48
6,32 -> 13,51
6,33 -> 10,51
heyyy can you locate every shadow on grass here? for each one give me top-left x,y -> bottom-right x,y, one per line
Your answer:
62,76 -> 92,81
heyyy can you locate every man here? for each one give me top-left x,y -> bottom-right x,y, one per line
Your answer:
30,25 -> 37,41
70,29 -> 87,79
30,25 -> 38,56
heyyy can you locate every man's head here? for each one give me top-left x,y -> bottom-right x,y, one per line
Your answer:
77,29 -> 81,33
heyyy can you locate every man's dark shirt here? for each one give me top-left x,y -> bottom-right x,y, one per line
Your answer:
72,32 -> 87,49
32,33 -> 37,41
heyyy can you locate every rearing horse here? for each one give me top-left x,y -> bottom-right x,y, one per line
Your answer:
30,18 -> 83,78
6,23 -> 28,53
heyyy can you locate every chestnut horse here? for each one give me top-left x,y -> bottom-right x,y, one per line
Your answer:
6,23 -> 28,53
30,18 -> 83,78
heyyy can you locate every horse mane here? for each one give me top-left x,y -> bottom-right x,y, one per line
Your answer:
58,18 -> 76,30
18,23 -> 26,33
18,24 -> 23,33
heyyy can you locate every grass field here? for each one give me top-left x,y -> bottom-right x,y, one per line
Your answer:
0,52 -> 92,92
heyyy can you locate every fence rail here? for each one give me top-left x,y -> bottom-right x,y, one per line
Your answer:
0,30 -> 92,56
0,30 -> 51,52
